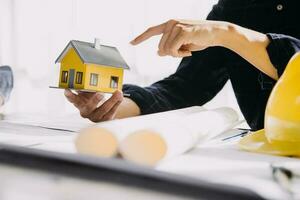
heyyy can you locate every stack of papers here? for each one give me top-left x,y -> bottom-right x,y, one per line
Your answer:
0,113 -> 92,152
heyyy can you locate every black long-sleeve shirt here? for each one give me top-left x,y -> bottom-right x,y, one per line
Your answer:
123,0 -> 300,131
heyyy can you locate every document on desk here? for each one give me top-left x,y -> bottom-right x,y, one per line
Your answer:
0,113 -> 92,152
0,121 -> 76,146
1,113 -> 93,132
157,141 -> 300,200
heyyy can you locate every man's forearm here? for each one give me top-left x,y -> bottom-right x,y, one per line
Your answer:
216,22 -> 278,80
115,97 -> 141,119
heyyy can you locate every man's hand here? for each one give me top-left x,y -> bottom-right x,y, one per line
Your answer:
131,19 -> 278,80
131,19 -> 227,58
65,89 -> 123,122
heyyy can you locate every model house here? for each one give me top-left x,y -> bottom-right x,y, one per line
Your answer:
55,39 -> 129,93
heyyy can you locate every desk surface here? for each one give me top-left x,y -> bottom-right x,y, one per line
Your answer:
0,144 -> 262,200
0,113 -> 300,200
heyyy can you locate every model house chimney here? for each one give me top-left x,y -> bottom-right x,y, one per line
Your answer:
94,38 -> 101,50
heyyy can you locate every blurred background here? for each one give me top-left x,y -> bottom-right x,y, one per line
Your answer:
0,0 -> 242,118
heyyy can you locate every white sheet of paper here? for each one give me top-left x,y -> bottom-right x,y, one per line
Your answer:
157,130 -> 300,200
0,112 -> 91,147
0,121 -> 76,147
1,113 -> 93,132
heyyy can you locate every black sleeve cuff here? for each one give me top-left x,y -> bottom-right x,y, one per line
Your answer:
122,84 -> 155,115
266,33 -> 300,77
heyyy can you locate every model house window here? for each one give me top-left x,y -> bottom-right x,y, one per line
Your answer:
76,72 -> 83,84
61,71 -> 68,83
90,73 -> 98,86
110,76 -> 119,88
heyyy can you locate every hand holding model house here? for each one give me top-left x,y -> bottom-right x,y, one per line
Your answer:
54,39 -> 140,122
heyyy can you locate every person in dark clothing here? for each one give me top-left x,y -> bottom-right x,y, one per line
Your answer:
65,0 -> 300,131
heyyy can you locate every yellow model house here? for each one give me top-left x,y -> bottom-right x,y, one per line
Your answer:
55,39 -> 130,93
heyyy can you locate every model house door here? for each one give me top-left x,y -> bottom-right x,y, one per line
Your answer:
68,69 -> 75,88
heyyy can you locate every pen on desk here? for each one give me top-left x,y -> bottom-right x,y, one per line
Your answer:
237,128 -> 252,131
222,130 -> 250,141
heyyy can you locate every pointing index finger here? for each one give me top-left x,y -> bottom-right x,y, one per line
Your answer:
130,23 -> 166,45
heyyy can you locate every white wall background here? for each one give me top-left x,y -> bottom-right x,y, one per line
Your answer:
0,0 -> 242,118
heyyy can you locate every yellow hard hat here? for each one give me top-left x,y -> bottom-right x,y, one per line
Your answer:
239,52 -> 300,157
